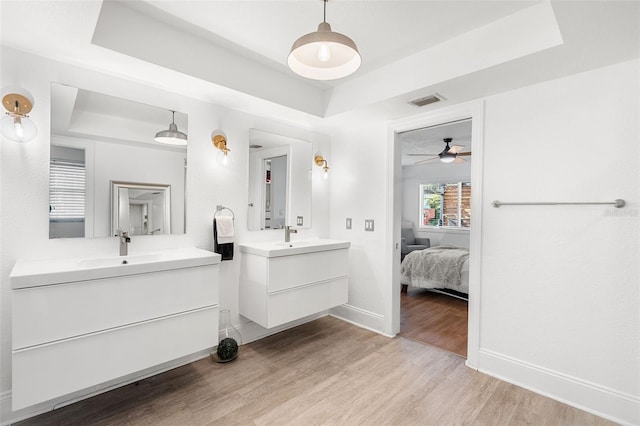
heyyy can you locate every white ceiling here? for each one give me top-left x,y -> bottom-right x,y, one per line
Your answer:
1,1 -> 638,130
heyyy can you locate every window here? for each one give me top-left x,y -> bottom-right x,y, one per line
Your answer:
49,157 -> 86,221
419,182 -> 471,228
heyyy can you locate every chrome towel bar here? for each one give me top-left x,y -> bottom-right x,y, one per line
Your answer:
492,199 -> 625,208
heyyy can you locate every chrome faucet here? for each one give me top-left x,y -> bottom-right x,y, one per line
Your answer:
284,226 -> 297,243
117,230 -> 131,256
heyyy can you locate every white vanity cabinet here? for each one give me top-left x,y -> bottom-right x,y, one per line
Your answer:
10,248 -> 220,410
239,240 -> 349,328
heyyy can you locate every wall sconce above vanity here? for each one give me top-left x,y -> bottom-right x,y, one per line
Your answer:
314,154 -> 329,179
212,129 -> 230,166
1,87 -> 38,142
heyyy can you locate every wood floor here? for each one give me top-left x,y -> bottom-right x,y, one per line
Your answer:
17,316 -> 612,426
400,287 -> 468,357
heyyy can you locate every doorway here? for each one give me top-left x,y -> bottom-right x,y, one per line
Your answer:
388,101 -> 484,368
397,118 -> 472,357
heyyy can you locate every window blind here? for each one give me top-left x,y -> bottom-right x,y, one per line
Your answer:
49,158 -> 85,220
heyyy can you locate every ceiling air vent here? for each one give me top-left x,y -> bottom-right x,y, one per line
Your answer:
409,94 -> 444,107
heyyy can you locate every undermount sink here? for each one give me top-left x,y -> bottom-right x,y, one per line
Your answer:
77,252 -> 165,268
239,239 -> 350,257
10,247 -> 221,289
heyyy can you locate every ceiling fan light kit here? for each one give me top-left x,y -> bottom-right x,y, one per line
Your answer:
288,0 -> 361,80
409,138 -> 471,165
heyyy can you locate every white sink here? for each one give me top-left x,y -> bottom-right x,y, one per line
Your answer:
239,239 -> 350,257
10,247 -> 221,289
77,252 -> 165,268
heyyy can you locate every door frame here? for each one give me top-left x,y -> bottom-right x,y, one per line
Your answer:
385,99 -> 485,369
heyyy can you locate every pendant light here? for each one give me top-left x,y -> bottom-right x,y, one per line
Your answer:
154,110 -> 187,146
1,88 -> 38,142
288,0 -> 361,81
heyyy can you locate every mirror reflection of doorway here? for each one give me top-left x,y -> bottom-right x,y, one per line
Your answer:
111,181 -> 170,236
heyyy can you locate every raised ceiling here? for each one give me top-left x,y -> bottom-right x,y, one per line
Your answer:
1,1 -> 638,127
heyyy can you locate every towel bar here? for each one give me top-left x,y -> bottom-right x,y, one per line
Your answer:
491,199 -> 625,208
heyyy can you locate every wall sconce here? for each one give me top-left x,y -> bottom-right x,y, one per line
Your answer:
212,130 -> 230,166
1,88 -> 38,142
154,110 -> 187,145
315,154 -> 329,179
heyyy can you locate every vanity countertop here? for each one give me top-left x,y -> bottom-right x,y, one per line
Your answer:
239,239 -> 350,258
10,247 -> 221,289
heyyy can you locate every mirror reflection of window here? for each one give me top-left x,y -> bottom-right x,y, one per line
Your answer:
49,146 -> 86,238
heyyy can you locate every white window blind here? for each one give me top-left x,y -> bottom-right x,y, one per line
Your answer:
49,158 -> 86,220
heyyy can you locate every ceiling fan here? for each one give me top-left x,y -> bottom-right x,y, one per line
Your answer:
407,138 -> 471,164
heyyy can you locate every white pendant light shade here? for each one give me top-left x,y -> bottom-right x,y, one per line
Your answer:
288,22 -> 361,80
154,111 -> 187,146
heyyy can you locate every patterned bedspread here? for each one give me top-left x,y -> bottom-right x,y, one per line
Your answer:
400,246 -> 469,292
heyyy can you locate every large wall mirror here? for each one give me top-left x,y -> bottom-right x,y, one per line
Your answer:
247,129 -> 312,231
49,83 -> 187,239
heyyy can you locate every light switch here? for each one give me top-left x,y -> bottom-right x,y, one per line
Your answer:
346,218 -> 352,229
297,216 -> 304,226
365,219 -> 374,231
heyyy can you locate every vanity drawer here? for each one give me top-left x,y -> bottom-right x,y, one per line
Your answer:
12,306 -> 217,411
266,277 -> 348,328
13,265 -> 218,350
266,249 -> 348,293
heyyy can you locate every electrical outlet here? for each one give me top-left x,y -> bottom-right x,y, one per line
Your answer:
346,218 -> 352,229
365,219 -> 374,231
297,216 -> 304,226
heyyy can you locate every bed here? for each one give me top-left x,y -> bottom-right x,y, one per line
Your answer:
400,245 -> 469,296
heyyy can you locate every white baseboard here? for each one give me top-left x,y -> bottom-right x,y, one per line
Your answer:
330,304 -> 393,337
478,349 -> 640,426
1,349 -> 212,426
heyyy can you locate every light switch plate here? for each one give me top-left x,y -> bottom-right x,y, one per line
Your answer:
346,218 -> 352,229
365,219 -> 374,231
297,216 -> 304,226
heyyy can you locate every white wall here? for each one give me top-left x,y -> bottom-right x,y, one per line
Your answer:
0,48 -> 331,421
328,123 -> 392,334
330,59 -> 639,424
477,59 -> 639,424
402,161 -> 471,248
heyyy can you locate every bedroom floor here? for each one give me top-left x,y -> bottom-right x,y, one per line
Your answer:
15,316 -> 612,426
400,287 -> 468,357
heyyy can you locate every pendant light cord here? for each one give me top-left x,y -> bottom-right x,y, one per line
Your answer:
323,0 -> 327,23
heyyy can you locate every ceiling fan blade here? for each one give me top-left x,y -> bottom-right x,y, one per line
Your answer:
414,157 -> 439,165
457,152 -> 472,156
454,157 -> 467,163
448,145 -> 465,154
407,153 -> 439,156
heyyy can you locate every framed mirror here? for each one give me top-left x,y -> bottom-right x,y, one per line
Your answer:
247,129 -> 312,231
111,181 -> 171,236
49,83 -> 187,239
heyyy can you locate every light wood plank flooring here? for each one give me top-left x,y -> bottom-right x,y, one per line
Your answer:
17,316 -> 611,426
400,287 -> 468,357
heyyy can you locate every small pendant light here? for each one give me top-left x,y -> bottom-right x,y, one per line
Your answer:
154,110 -> 187,146
288,0 -> 361,81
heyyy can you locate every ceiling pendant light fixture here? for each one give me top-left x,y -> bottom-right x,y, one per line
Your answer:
288,0 -> 361,81
154,110 -> 187,146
